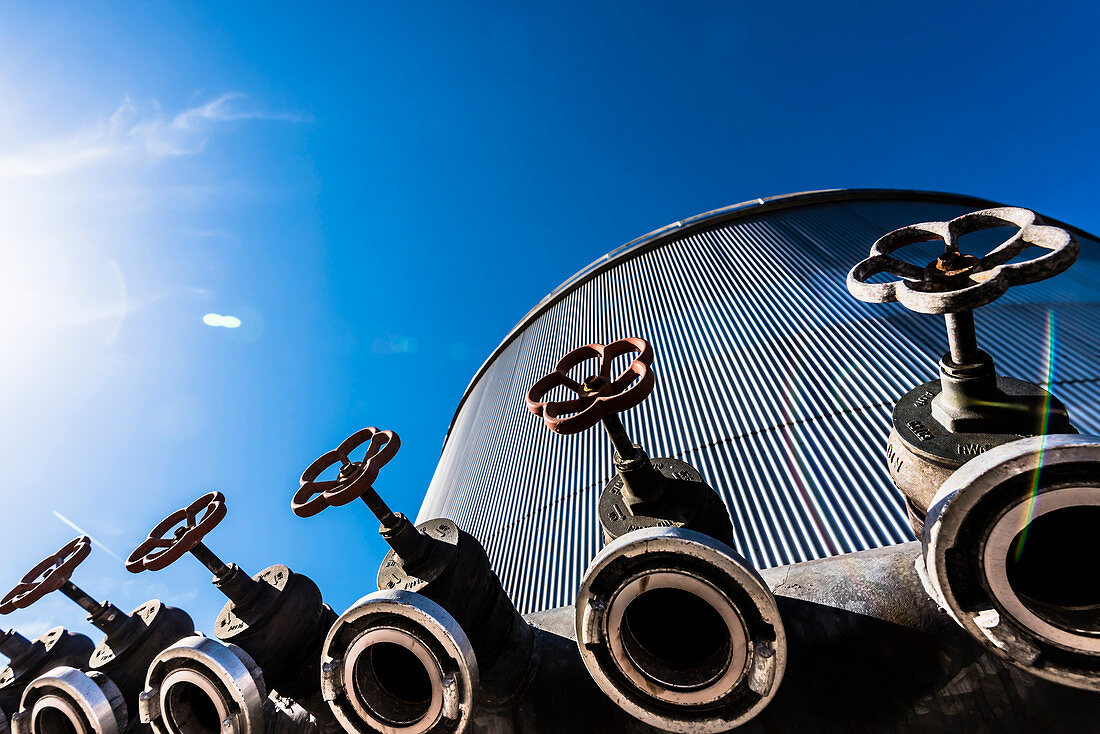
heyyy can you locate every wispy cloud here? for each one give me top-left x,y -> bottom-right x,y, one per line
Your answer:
16,617 -> 59,641
0,93 -> 305,179
372,332 -> 420,355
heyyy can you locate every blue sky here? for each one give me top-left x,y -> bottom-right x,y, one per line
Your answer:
1,1 -> 1099,639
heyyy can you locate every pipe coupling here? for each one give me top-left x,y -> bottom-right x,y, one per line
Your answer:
575,527 -> 786,733
141,635 -> 270,734
321,590 -> 477,734
921,434 -> 1100,691
12,666 -> 127,734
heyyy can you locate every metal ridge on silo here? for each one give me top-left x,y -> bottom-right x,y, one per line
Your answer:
441,188 -> 1097,451
423,189 -> 1100,613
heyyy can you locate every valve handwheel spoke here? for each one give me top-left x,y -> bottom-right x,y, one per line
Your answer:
526,337 -> 655,437
125,491 -> 228,573
526,337 -> 668,502
0,537 -> 91,614
293,428 -> 400,517
293,427 -> 436,567
0,535 -> 145,644
847,207 -> 1078,315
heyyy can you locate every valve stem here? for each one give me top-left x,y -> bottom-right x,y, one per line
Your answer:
188,541 -> 230,577
178,541 -> 276,615
601,414 -> 639,461
350,477 -> 434,568
580,374 -> 641,461
58,581 -> 137,640
59,581 -> 104,617
359,488 -> 400,529
945,310 -> 982,366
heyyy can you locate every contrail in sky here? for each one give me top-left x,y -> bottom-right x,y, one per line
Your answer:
51,511 -> 125,564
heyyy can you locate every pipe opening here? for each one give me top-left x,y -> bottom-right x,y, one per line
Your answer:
579,530 -> 786,728
32,706 -> 79,734
621,587 -> 732,689
354,642 -> 434,726
1005,505 -> 1100,631
164,680 -> 224,734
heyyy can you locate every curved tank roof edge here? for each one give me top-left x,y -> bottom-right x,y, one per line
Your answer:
439,187 -> 1100,451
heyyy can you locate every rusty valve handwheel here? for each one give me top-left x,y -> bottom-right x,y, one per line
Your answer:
527,337 -> 655,435
125,491 -> 228,572
847,207 -> 1078,315
0,536 -> 91,614
292,427 -> 401,517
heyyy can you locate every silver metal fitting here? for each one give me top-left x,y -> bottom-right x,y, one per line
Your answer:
140,635 -> 268,734
575,527 -> 786,733
12,666 -> 127,734
321,590 -> 477,734
921,434 -> 1100,691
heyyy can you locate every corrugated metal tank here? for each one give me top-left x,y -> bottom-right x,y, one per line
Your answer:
417,189 -> 1100,614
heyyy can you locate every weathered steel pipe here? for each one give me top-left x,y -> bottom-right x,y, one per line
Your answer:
321,590 -> 478,734
206,563 -> 338,731
127,492 -> 341,731
82,600 -> 196,729
0,629 -> 95,731
573,527 -> 786,733
6,597 -> 195,734
374,518 -> 534,714
920,434 -> 1100,691
140,635 -> 316,734
458,542 -> 1100,733
0,537 -> 196,732
295,429 -> 537,727
10,667 -> 128,734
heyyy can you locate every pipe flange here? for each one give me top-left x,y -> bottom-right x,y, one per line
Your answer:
321,590 -> 477,734
576,527 -> 786,733
922,434 -> 1100,691
12,666 -> 127,734
141,635 -> 267,734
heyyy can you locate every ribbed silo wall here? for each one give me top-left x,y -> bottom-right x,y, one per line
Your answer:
418,190 -> 1100,614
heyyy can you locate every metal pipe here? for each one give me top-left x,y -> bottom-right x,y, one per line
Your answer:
140,635 -> 316,734
0,629 -> 95,730
321,590 -> 478,734
207,564 -> 340,732
10,667 -> 128,734
574,527 -> 786,733
494,541 -> 1100,733
922,435 -> 1100,691
0,633 -> 35,667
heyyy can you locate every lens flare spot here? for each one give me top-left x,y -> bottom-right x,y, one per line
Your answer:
1014,310 -> 1057,561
